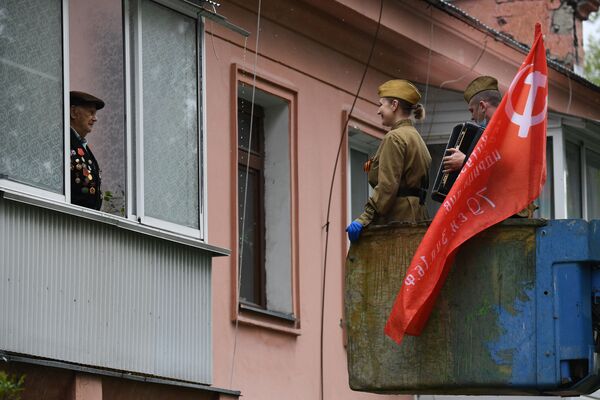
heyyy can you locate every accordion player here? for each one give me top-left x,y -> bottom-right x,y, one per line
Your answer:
431,121 -> 484,203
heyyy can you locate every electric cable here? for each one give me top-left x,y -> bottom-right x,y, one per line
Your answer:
425,37 -> 488,141
420,4 -> 434,131
230,0 -> 262,389
567,73 -> 573,115
319,1 -> 384,399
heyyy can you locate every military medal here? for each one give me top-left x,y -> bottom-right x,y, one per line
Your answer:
77,148 -> 85,156
90,187 -> 96,194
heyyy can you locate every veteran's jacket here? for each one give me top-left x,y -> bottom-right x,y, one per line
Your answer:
356,119 -> 431,226
70,129 -> 102,210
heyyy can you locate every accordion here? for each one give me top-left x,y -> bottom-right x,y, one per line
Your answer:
431,121 -> 484,203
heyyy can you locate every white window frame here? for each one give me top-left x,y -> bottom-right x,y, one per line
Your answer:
0,0 -> 70,205
128,0 -> 206,240
0,0 -> 208,242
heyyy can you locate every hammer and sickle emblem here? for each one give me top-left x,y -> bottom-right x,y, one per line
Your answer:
505,64 -> 548,138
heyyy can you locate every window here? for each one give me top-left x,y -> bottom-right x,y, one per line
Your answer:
235,75 -> 298,329
1,0 -> 64,194
0,0 -> 206,239
133,0 -> 202,233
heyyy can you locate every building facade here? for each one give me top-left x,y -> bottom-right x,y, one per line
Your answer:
1,0 -> 599,399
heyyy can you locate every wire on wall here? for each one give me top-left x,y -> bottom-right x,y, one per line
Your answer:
319,1 -> 384,400
230,0 -> 262,389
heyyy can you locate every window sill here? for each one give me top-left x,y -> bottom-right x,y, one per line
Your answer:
0,186 -> 230,257
236,303 -> 300,336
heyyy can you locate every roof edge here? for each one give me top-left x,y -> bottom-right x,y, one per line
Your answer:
424,0 -> 600,93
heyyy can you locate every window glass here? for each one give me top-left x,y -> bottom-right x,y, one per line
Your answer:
238,167 -> 263,306
70,0 -> 126,215
566,141 -> 582,218
238,98 -> 264,306
586,148 -> 600,220
141,0 -> 199,229
0,0 -> 63,193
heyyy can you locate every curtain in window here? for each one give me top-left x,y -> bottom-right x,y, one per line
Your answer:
141,0 -> 199,229
0,0 -> 63,193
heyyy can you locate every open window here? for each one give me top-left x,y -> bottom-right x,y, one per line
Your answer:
1,0 -> 207,240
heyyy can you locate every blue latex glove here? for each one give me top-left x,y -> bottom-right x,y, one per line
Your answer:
346,221 -> 363,242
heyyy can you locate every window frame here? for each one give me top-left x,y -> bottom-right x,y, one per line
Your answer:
0,0 -> 209,243
128,0 -> 206,239
230,64 -> 300,334
0,0 -> 69,204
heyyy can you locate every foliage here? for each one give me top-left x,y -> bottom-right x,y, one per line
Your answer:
584,13 -> 600,85
0,371 -> 25,400
102,189 -> 126,217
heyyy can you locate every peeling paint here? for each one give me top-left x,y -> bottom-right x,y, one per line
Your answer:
486,287 -> 536,385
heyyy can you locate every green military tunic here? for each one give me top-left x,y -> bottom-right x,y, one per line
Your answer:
356,119 -> 431,226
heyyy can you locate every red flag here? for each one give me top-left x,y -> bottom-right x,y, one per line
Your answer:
384,24 -> 548,344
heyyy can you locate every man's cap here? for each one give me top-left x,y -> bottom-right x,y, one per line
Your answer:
70,91 -> 105,110
464,76 -> 499,103
378,79 -> 421,105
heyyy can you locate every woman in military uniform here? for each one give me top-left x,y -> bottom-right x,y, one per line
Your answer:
346,79 -> 432,242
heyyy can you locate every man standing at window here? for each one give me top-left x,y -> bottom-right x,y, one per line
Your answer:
70,91 -> 104,210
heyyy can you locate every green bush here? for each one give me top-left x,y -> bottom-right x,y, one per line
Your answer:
0,371 -> 25,400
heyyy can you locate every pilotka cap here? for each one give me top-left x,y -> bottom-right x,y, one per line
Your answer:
463,76 -> 499,103
378,79 -> 421,105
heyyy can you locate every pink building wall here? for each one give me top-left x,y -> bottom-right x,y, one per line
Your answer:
206,3 -> 403,399
205,1 -> 600,398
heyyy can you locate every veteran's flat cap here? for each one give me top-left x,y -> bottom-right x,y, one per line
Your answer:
464,76 -> 499,103
70,91 -> 105,110
378,79 -> 421,105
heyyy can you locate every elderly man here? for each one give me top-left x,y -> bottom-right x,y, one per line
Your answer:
70,91 -> 104,210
